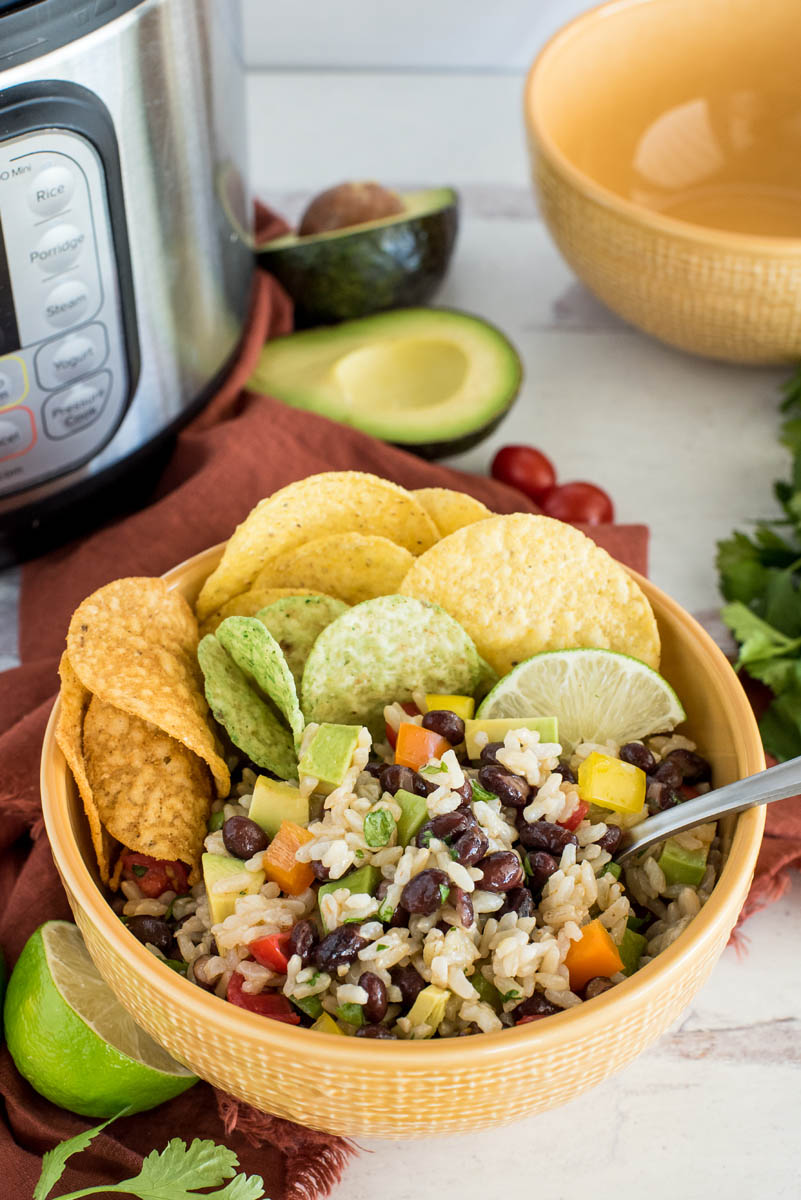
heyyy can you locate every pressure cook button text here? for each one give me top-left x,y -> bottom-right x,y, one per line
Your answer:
42,372 -> 110,440
31,224 -> 85,274
27,166 -> 75,217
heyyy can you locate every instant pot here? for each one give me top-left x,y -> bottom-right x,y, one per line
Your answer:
0,0 -> 254,562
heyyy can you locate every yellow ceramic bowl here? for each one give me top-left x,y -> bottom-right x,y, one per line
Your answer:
41,544 -> 765,1137
525,0 -> 801,363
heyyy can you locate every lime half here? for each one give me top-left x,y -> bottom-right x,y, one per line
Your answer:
477,648 -> 685,752
3,921 -> 196,1117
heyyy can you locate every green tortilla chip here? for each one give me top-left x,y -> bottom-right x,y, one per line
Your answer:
216,616 -> 305,749
301,595 -> 482,740
198,635 -> 297,778
255,594 -> 349,688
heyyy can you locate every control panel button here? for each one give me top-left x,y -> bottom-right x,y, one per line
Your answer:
35,323 -> 108,390
0,406 -> 35,461
27,165 -> 75,217
45,279 -> 91,329
0,356 -> 28,409
31,223 -> 85,274
42,371 -> 111,440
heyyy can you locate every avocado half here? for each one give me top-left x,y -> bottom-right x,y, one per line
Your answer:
258,188 -> 459,326
247,307 -> 522,459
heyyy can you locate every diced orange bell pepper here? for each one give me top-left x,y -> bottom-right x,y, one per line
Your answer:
564,918 -> 624,992
262,820 -> 315,895
394,722 -> 451,771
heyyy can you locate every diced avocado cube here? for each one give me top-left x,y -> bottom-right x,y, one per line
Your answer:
618,927 -> 647,976
405,984 -> 449,1036
250,775 -> 309,838
298,723 -> 360,794
578,751 -> 646,815
471,971 -> 503,1012
317,864 -> 381,931
311,1012 -> 345,1035
335,1002 -> 365,1027
464,717 -> 558,761
202,852 -> 265,926
395,788 -> 429,847
601,861 -> 622,880
657,837 -> 709,887
291,993 -> 324,1019
425,694 -> 475,722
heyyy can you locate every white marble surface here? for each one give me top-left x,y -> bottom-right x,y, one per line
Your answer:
2,68 -> 799,1195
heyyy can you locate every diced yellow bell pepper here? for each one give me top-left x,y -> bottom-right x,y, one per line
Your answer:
578,751 -> 646,814
311,1012 -> 345,1035
425,694 -> 475,721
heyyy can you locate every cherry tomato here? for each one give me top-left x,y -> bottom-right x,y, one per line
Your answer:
491,445 -> 556,503
385,701 -> 419,750
540,482 -> 614,525
558,800 -> 589,832
120,851 -> 190,898
249,931 -> 293,973
227,970 -> 301,1022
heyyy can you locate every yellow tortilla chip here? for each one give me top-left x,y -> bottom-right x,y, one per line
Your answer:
195,472 -> 438,620
199,587 -> 318,638
67,578 -> 229,797
83,697 -> 212,882
400,514 -> 660,676
413,487 -> 492,537
55,653 -> 111,883
251,533 -> 413,605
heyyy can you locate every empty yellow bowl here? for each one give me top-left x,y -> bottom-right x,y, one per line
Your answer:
40,545 -> 765,1137
526,0 -> 801,363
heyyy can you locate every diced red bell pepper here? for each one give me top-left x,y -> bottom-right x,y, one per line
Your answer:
226,969 -> 301,1023
120,851 -> 191,898
394,722 -> 451,771
386,702 -> 419,750
558,800 -> 589,832
515,1014 -> 546,1025
249,931 -> 293,973
679,785 -> 701,801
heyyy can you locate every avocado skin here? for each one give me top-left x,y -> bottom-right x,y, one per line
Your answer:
259,199 -> 459,326
391,402 -> 515,461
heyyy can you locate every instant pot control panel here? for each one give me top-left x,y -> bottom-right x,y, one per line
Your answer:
0,84 -> 138,499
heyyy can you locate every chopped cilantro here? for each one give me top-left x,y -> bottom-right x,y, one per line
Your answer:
131,864 -> 147,878
470,780 -> 497,804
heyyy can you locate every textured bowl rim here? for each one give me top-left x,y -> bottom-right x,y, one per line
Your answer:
41,545 -> 766,1069
524,0 -> 801,254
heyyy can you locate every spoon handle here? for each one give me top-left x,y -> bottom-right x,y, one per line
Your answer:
617,754 -> 801,861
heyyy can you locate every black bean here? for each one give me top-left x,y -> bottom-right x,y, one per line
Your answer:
662,748 -> 712,784
449,886 -> 475,928
479,741 -> 504,765
498,887 -> 535,918
312,860 -> 331,882
452,778 -> 474,806
619,742 -> 657,773
400,868 -> 451,915
355,1024 -> 396,1038
380,763 -> 434,797
584,976 -> 616,1000
363,761 -> 385,779
110,895 -> 127,917
314,925 -> 367,972
222,815 -> 269,860
512,991 -> 560,1019
360,971 -> 388,1023
416,808 -> 474,847
452,826 -> 489,866
525,850 -> 559,894
475,851 -> 525,893
596,824 -> 623,855
479,763 -> 530,808
518,819 -> 578,855
422,709 -> 465,745
392,963 -> 426,1009
388,905 -> 408,929
375,878 -> 391,902
652,759 -> 683,789
476,763 -> 505,794
127,915 -> 174,956
557,761 -> 577,784
191,954 -> 218,991
646,780 -> 679,814
288,919 -> 318,967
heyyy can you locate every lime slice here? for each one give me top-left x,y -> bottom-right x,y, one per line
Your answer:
476,648 -> 685,752
3,921 -> 196,1117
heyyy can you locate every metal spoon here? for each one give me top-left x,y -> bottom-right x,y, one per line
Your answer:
617,755 -> 801,862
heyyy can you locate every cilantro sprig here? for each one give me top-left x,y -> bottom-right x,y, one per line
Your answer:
718,366 -> 801,758
34,1115 -> 266,1200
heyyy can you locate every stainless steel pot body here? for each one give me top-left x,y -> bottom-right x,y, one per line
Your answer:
0,0 -> 254,531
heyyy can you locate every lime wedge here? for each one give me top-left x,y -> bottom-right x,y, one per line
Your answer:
476,648 -> 685,752
3,921 -> 196,1117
